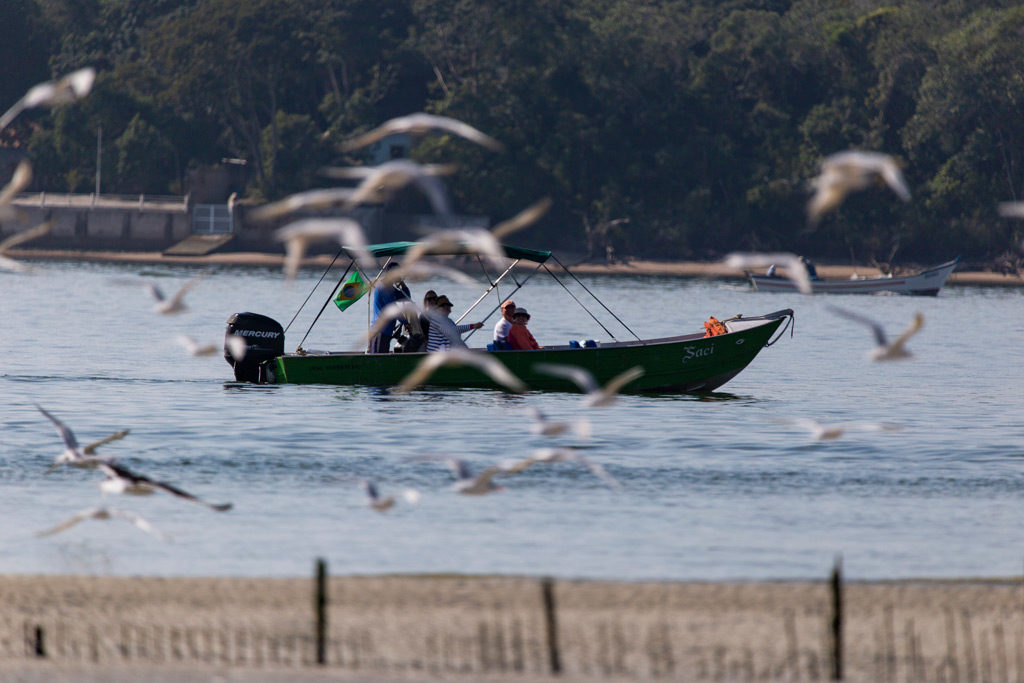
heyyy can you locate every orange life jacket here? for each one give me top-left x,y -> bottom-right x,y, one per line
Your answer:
704,316 -> 728,337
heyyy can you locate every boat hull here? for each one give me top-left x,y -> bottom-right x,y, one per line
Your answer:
267,311 -> 791,393
749,258 -> 959,296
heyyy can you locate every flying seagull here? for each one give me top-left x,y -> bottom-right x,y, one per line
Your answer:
526,407 -> 592,440
404,228 -> 507,270
501,447 -> 620,489
248,187 -> 359,222
0,220 -> 52,273
110,272 -> 207,315
394,348 -> 528,394
36,506 -> 167,540
0,159 -> 32,222
490,197 -> 553,240
321,160 -> 457,219
273,217 -> 376,280
360,480 -> 420,512
777,416 -> 901,441
827,305 -> 924,361
98,462 -> 233,512
36,403 -> 127,471
0,67 -> 96,131
408,456 -> 510,496
724,252 -> 813,295
807,150 -> 910,225
533,364 -> 644,407
338,113 -> 504,153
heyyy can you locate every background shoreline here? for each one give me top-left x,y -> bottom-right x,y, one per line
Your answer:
7,248 -> 1023,286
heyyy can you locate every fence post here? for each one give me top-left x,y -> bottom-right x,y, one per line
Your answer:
831,555 -> 843,680
314,557 -> 328,665
541,577 -> 561,675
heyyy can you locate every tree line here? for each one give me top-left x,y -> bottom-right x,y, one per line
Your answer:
4,0 -> 1024,265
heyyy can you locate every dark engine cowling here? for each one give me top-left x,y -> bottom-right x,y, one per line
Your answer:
225,312 -> 284,383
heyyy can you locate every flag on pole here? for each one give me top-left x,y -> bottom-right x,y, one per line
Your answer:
334,271 -> 368,311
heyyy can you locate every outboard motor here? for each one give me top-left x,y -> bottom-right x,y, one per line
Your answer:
225,312 -> 284,383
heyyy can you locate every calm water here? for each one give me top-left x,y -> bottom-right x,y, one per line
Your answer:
1,259 -> 1022,580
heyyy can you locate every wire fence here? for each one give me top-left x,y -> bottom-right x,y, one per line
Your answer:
2,564 -> 1023,681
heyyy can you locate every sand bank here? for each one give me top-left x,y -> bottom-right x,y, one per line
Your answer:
7,248 -> 1023,286
2,574 -> 1022,682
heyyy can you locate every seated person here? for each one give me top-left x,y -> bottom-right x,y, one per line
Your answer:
507,308 -> 541,350
425,295 -> 483,352
492,300 -> 516,349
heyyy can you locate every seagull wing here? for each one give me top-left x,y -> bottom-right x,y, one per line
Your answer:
534,363 -> 600,393
725,252 -> 811,294
35,403 -> 79,450
108,463 -> 232,511
490,197 -> 552,240
356,300 -> 423,349
109,508 -> 166,539
82,429 -> 129,455
878,158 -> 911,201
35,508 -> 102,537
427,115 -> 505,152
393,353 -> 447,393
0,220 -> 52,254
462,352 -> 528,393
0,160 -> 32,209
166,273 -> 206,309
888,312 -> 924,354
602,366 -> 645,396
827,305 -> 889,347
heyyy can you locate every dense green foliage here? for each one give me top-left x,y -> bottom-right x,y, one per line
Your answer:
6,0 -> 1024,262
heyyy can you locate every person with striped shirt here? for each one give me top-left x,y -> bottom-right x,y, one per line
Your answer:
425,295 -> 483,352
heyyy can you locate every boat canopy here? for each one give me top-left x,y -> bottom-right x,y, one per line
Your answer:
345,240 -> 552,264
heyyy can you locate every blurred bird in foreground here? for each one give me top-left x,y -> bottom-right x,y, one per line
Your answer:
533,364 -> 644,407
0,67 -> 96,131
36,403 -> 128,472
0,220 -> 52,272
501,447 -> 620,489
110,272 -> 207,315
776,416 -> 901,441
273,218 -> 375,280
807,150 -> 910,225
338,112 -> 504,153
36,506 -> 167,540
724,252 -> 813,295
98,463 -> 233,512
526,407 -> 592,440
407,456 -> 510,496
177,334 -> 247,361
321,160 -> 457,219
0,159 -> 32,222
395,349 -> 527,394
827,305 -> 923,361
361,480 -> 420,512
249,187 -> 358,222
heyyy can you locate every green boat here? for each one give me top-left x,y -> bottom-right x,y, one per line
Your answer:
224,241 -> 794,393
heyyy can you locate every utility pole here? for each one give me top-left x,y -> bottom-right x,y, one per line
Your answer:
95,123 -> 102,196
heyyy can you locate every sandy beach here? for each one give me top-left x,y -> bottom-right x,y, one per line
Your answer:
7,247 -> 1023,286
2,573 -> 1022,681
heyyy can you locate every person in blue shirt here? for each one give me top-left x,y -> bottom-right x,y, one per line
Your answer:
368,263 -> 412,354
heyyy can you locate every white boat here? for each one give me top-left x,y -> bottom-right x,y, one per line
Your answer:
748,257 -> 959,296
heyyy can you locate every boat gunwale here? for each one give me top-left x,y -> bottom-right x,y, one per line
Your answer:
277,316 -> 783,360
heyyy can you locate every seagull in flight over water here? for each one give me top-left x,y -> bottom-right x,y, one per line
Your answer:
724,252 -> 813,295
533,364 -> 645,407
395,349 -> 528,394
526,407 -> 592,440
407,456 -> 510,496
827,305 -> 924,361
501,447 -> 620,489
337,113 -> 505,153
98,462 -> 233,512
0,67 -> 96,131
807,150 -> 910,225
36,403 -> 128,471
777,416 -> 901,441
36,506 -> 167,540
360,480 -> 420,512
110,272 -> 207,315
